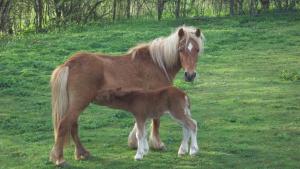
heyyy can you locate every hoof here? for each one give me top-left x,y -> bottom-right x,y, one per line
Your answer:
128,141 -> 138,149
149,140 -> 166,150
75,150 -> 91,160
49,149 -> 65,166
178,150 -> 188,157
178,153 -> 185,157
134,154 -> 143,161
56,160 -> 68,167
189,147 -> 199,156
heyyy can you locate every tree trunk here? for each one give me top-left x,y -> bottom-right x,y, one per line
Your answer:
230,0 -> 235,15
274,0 -> 282,10
34,0 -> 43,32
157,0 -> 165,20
238,0 -> 244,15
289,0 -> 296,10
0,0 -> 13,34
175,0 -> 180,19
126,0 -> 131,19
183,0 -> 187,17
260,0 -> 269,11
112,0 -> 117,20
136,0 -> 142,18
249,0 -> 256,15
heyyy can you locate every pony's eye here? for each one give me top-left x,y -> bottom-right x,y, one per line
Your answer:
196,48 -> 199,52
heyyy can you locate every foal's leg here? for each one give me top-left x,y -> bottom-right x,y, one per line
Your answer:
181,117 -> 198,156
134,118 -> 146,160
178,125 -> 190,156
128,123 -> 138,149
170,107 -> 198,156
188,119 -> 198,156
143,125 -> 149,155
149,118 -> 165,150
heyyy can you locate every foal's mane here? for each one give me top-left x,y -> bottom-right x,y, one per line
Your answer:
129,26 -> 204,77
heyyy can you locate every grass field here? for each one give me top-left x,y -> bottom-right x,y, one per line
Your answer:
1,13 -> 300,169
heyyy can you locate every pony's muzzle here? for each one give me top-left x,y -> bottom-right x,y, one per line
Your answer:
184,72 -> 196,82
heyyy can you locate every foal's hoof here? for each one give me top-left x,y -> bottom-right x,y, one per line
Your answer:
134,154 -> 143,161
189,148 -> 199,156
178,151 -> 188,157
75,150 -> 91,160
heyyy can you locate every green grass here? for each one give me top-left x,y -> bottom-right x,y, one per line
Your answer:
1,13 -> 300,168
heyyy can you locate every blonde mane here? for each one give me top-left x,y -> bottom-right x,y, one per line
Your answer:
129,26 -> 205,79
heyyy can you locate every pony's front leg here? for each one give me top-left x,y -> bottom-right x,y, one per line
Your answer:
134,119 -> 146,160
149,118 -> 165,150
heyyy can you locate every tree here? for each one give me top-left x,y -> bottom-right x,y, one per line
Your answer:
238,0 -> 244,15
0,0 -> 13,34
230,0 -> 235,15
34,0 -> 43,32
126,0 -> 131,19
112,0 -> 117,20
175,0 -> 180,19
157,0 -> 165,20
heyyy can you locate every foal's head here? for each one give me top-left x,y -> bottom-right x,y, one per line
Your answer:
177,27 -> 203,82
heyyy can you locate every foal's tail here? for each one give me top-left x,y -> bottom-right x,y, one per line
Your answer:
51,65 -> 70,145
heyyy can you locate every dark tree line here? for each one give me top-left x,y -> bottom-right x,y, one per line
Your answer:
0,0 -> 299,35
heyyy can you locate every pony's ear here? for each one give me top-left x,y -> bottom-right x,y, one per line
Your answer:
195,28 -> 201,37
178,28 -> 184,38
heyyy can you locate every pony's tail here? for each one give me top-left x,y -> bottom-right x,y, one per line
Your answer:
51,65 -> 70,146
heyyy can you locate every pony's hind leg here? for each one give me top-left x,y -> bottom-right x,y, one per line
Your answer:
67,95 -> 94,160
50,117 -> 70,166
71,119 -> 90,160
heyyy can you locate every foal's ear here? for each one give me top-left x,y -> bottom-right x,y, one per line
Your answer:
195,28 -> 201,37
178,28 -> 184,38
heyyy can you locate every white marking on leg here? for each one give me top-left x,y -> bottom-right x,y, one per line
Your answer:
189,119 -> 199,156
128,123 -> 137,148
188,42 -> 193,52
184,96 -> 191,116
178,126 -> 190,156
143,126 -> 149,155
143,136 -> 149,155
135,127 -> 145,160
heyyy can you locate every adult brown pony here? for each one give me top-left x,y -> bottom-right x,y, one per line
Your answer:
50,26 -> 204,165
96,87 -> 198,160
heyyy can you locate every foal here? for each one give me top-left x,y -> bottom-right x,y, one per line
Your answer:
95,86 -> 199,160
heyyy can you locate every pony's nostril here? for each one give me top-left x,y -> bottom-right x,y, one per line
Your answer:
184,72 -> 188,77
192,72 -> 196,78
